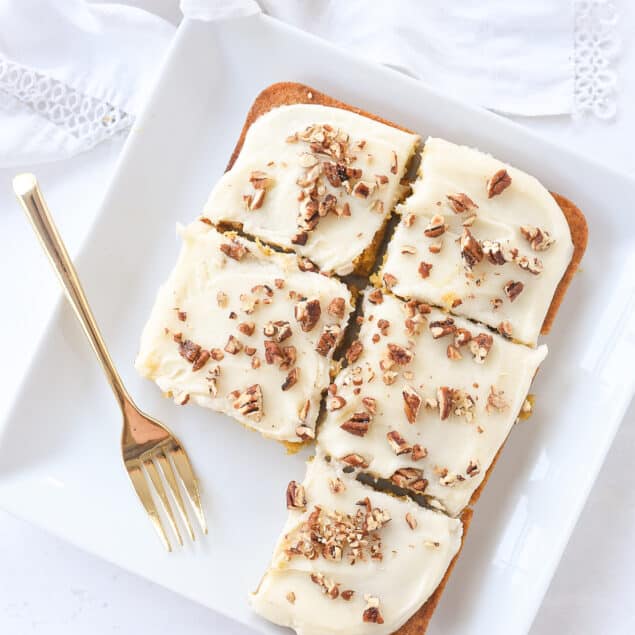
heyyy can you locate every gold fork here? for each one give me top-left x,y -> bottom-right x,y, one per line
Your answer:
13,173 -> 207,551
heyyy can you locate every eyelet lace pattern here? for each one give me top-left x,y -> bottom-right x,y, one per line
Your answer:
573,0 -> 620,120
0,57 -> 132,151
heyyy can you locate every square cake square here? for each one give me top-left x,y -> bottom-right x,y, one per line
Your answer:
251,452 -> 464,634
318,290 -> 547,516
135,222 -> 353,442
381,137 -> 574,346
203,104 -> 419,276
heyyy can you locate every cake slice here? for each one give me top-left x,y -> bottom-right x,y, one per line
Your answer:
251,452 -> 467,635
203,100 -> 419,276
318,290 -> 547,517
135,222 -> 353,442
382,137 -> 575,346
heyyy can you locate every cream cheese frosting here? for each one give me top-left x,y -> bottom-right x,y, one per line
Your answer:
135,222 -> 353,442
318,290 -> 547,516
203,104 -> 420,275
250,453 -> 462,635
382,137 -> 574,346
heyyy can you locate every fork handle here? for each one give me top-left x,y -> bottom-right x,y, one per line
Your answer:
13,173 -> 130,410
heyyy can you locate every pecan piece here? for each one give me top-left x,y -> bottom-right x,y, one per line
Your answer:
232,384 -> 263,421
220,240 -> 248,261
328,395 -> 346,411
178,339 -> 201,363
295,298 -> 321,332
387,430 -> 412,455
487,169 -> 512,198
481,240 -> 507,265
447,344 -> 462,360
238,321 -> 255,336
460,228 -> 483,269
341,453 -> 369,468
412,444 -> 427,461
498,321 -> 513,338
286,480 -> 307,510
383,272 -> 398,289
402,385 -> 422,424
454,328 -> 472,347
387,343 -> 414,365
469,333 -> 493,363
368,288 -> 383,304
391,467 -> 427,492
447,193 -> 478,214
520,225 -> 554,251
418,261 -> 433,278
487,386 -> 509,412
362,397 -> 377,414
503,280 -> 524,302
429,317 -> 455,339
340,412 -> 371,437
437,386 -> 454,420
264,340 -> 284,365
327,297 -> 346,318
424,214 -> 446,237
224,334 -> 243,355
192,349 -> 210,372
518,255 -> 543,275
282,368 -> 300,391
315,324 -> 341,356
346,340 -> 364,364
405,512 -> 417,530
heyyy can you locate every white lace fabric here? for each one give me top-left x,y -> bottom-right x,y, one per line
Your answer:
573,0 -> 620,120
0,57 -> 132,155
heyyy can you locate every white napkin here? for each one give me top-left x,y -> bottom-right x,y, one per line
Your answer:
256,0 -> 574,117
0,0 -> 174,168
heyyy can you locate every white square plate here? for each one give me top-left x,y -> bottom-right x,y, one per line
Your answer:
2,14 -> 635,635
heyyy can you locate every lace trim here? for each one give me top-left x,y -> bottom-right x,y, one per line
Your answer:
0,56 -> 132,150
573,0 -> 620,120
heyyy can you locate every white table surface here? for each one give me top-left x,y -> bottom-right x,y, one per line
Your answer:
1,2 -> 634,634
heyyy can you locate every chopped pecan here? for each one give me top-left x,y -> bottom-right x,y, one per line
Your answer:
341,453 -> 369,468
224,334 -> 243,355
318,193 -> 338,217
424,214 -> 446,237
520,225 -> 554,251
327,297 -> 346,318
447,193 -> 478,214
341,589 -> 355,601
466,459 -> 481,477
469,333 -> 493,363
412,444 -> 427,461
390,150 -> 398,175
286,480 -> 307,510
503,280 -> 524,302
352,181 -> 374,199
383,272 -> 398,289
460,228 -> 483,269
363,606 -> 384,625
232,384 -> 263,421
315,324 -> 341,356
518,255 -> 543,275
329,477 -> 346,494
405,512 -> 417,530
362,397 -> 377,414
487,169 -> 512,198
447,344 -> 462,360
391,467 -> 427,492
210,348 -> 224,361
282,368 -> 300,391
249,170 -> 274,190
454,328 -> 472,347
341,412 -> 371,437
429,317 -> 456,339
487,385 -> 509,412
387,430 -> 412,455
481,240 -> 507,265
263,320 -> 292,343
238,321 -> 255,336
368,288 -> 383,304
216,291 -> 229,307
220,240 -> 248,261
346,340 -> 364,364
418,261 -> 433,278
295,425 -> 314,441
264,340 -> 284,365
291,231 -> 308,245
429,242 -> 443,254
281,345 -> 297,370
295,298 -> 321,332
249,189 -> 266,210
387,343 -> 414,365
498,321 -> 513,338
176,310 -> 187,322
402,385 -> 422,424
286,592 -> 296,604
437,386 -> 454,420
328,395 -> 346,411
178,339 -> 201,363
